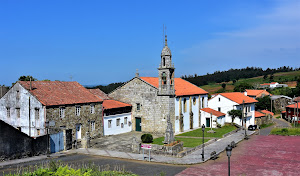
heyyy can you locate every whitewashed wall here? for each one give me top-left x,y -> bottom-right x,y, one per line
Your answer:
208,94 -> 255,127
0,83 -> 46,137
103,112 -> 132,136
175,94 -> 208,133
200,110 -> 226,127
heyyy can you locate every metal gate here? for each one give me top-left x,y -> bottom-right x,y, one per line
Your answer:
50,132 -> 64,153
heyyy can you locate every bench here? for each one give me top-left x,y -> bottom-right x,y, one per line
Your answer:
210,151 -> 219,160
231,141 -> 237,148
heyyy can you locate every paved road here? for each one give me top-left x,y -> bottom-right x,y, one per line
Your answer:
259,118 -> 291,136
0,154 -> 187,176
177,135 -> 300,176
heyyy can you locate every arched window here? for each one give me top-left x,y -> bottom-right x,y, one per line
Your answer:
193,97 -> 196,105
162,72 -> 167,85
163,57 -> 165,66
183,98 -> 187,112
202,97 -> 205,108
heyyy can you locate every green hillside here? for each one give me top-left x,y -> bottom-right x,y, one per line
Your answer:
201,70 -> 300,94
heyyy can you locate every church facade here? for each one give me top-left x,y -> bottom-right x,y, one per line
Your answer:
109,36 -> 208,134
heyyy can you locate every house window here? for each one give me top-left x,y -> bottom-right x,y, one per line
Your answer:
90,104 -> 95,114
6,108 -> 10,118
59,107 -> 65,118
136,103 -> 141,111
193,97 -> 196,105
16,90 -> 20,100
219,98 -> 221,102
121,123 -> 124,128
108,120 -> 112,128
117,118 -> 120,126
218,107 -> 221,112
183,98 -> 187,112
16,108 -> 20,118
124,117 -> 128,124
91,121 -> 95,131
35,108 -> 39,120
37,129 -> 40,136
75,106 -> 81,116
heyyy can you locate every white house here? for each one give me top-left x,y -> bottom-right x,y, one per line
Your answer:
0,81 -> 103,139
0,82 -> 45,137
200,108 -> 226,128
260,82 -> 288,89
88,89 -> 132,136
208,92 -> 258,128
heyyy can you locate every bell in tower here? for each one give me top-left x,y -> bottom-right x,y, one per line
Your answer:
158,35 -> 175,96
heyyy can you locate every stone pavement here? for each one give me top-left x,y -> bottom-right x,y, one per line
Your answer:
177,135 -> 300,176
0,129 -> 255,167
66,129 -> 255,165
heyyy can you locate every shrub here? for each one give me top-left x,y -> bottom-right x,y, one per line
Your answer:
281,128 -> 288,133
217,124 -> 222,128
141,134 -> 153,143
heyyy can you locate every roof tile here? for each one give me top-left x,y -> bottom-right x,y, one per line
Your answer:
19,81 -> 102,106
220,92 -> 258,104
201,108 -> 226,117
140,77 -> 208,96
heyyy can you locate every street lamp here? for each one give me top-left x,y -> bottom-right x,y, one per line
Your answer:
244,112 -> 248,140
201,124 -> 205,161
226,145 -> 232,176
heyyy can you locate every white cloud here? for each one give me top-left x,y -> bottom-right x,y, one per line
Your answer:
180,0 -> 300,73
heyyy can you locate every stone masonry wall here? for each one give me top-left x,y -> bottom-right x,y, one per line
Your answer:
46,103 -> 103,142
109,78 -> 175,134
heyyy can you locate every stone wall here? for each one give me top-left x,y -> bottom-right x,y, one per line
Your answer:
0,120 -> 48,161
46,103 -> 103,142
109,77 -> 175,134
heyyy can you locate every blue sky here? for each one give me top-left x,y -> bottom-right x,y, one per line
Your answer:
0,0 -> 299,86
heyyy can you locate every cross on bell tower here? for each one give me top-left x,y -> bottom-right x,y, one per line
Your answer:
158,35 -> 175,96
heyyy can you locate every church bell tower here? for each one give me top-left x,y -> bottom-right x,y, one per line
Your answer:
158,35 -> 175,96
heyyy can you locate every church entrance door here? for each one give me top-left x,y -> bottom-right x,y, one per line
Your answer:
135,117 -> 141,131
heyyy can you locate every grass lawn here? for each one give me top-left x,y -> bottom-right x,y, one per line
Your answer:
152,137 -> 210,148
270,128 -> 300,136
260,123 -> 275,129
176,125 -> 237,138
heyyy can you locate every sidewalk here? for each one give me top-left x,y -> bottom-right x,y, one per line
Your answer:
66,129 -> 255,165
0,130 -> 255,167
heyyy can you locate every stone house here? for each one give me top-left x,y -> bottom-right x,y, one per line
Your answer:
208,92 -> 258,128
88,88 -> 132,136
0,81 -> 103,141
271,95 -> 292,113
254,110 -> 273,126
109,36 -> 208,134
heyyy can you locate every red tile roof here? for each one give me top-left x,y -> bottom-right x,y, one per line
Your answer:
19,81 -> 102,106
245,89 -> 270,96
88,89 -> 110,100
261,110 -> 274,116
282,111 -> 286,113
140,77 -> 208,96
201,108 -> 226,117
103,99 -> 131,110
255,111 -> 265,118
294,97 -> 300,102
219,92 -> 258,104
286,102 -> 300,108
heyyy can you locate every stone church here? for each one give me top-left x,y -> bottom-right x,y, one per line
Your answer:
109,36 -> 208,134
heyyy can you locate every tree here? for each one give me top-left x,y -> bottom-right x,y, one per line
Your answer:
18,75 -> 37,81
228,110 -> 242,125
269,74 -> 274,82
263,74 -> 268,80
233,82 -> 253,92
222,83 -> 226,89
256,96 -> 272,111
